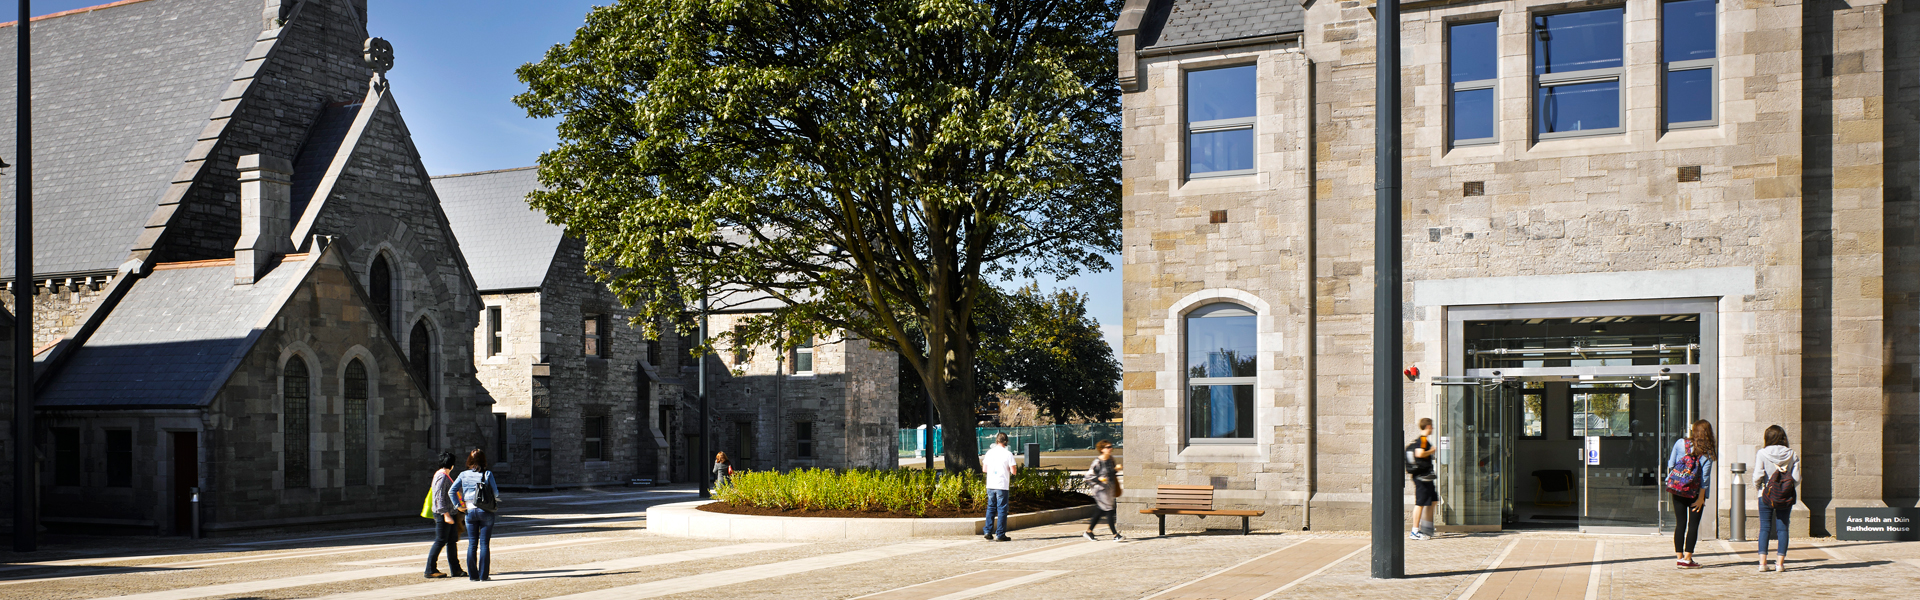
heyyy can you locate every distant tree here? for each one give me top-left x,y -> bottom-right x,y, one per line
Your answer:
516,0 -> 1120,471
898,285 -> 1120,427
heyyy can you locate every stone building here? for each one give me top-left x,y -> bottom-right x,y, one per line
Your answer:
1117,0 -> 1917,538
1,0 -> 491,536
435,168 -> 901,489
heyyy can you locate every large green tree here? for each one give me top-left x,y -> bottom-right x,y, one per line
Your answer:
516,0 -> 1120,471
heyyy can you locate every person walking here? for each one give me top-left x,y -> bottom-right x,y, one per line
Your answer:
981,433 -> 1018,542
712,451 -> 734,488
1755,425 -> 1801,573
1407,418 -> 1438,540
449,449 -> 500,581
1665,419 -> 1717,569
423,452 -> 465,579
1083,440 -> 1123,541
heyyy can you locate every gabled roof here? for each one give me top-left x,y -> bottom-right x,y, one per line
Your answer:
37,253 -> 315,408
432,167 -> 566,292
0,0 -> 263,278
1138,0 -> 1305,50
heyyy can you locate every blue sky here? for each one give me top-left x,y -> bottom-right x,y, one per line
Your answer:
9,0 -> 1121,349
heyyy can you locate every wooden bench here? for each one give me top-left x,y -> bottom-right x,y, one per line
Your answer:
1140,485 -> 1265,535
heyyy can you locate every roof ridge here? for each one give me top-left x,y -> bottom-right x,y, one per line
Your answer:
0,0 -> 158,28
433,165 -> 540,179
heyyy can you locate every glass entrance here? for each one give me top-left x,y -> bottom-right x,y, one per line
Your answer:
1437,381 -> 1512,530
1435,373 -> 1696,533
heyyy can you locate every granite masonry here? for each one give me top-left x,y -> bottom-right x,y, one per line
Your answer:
1117,0 -> 1918,538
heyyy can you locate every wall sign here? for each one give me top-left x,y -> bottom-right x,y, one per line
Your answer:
1584,436 -> 1600,466
1837,508 -> 1920,541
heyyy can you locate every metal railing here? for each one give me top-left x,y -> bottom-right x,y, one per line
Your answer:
898,423 -> 1123,458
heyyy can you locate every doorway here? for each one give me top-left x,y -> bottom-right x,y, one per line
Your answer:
171,432 -> 198,536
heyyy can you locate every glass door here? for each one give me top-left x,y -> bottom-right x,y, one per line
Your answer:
1576,378 -> 1682,533
1656,374 -> 1694,532
1438,380 -> 1511,530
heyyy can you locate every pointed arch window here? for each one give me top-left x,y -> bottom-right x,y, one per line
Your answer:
410,320 -> 434,398
1185,303 -> 1256,441
345,359 -> 370,486
369,255 -> 394,329
284,357 -> 312,488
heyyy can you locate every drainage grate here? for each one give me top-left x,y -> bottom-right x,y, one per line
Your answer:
1463,181 -> 1485,196
1678,165 -> 1702,182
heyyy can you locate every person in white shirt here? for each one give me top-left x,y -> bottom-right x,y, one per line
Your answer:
981,433 -> 1019,541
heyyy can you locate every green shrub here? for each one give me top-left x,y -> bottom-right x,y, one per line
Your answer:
715,468 -> 1080,516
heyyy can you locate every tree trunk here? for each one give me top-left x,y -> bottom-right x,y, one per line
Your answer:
922,340 -> 982,473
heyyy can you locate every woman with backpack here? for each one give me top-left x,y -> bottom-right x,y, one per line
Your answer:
449,449 -> 500,582
1755,425 -> 1801,573
1665,419 -> 1716,569
422,452 -> 465,579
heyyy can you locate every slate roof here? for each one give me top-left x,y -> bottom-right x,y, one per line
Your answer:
432,167 -> 566,292
0,0 -> 262,278
1138,0 -> 1306,50
290,101 -> 362,220
37,256 -> 311,408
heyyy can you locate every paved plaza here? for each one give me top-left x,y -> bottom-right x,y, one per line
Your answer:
2,486 -> 1914,600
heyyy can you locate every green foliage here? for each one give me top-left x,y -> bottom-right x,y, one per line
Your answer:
716,468 -> 1079,516
900,285 -> 1121,425
515,0 -> 1121,471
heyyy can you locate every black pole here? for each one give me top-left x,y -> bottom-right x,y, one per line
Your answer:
1370,0 -> 1404,579
12,0 -> 35,553
696,291 -> 709,499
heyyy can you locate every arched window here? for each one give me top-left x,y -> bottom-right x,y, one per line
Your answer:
410,319 -> 433,397
283,357 -> 312,488
1185,303 -> 1256,441
369,255 -> 394,329
344,359 -> 370,486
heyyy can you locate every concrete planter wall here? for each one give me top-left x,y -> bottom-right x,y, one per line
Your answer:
646,500 -> 1098,540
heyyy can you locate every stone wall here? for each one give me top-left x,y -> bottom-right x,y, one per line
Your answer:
1,277 -> 116,350
1121,0 -> 1914,533
703,316 -> 899,471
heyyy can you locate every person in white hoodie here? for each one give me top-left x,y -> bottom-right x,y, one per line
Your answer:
1755,425 -> 1801,573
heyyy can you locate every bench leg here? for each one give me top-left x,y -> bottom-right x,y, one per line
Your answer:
1242,516 -> 1250,535
1157,514 -> 1165,537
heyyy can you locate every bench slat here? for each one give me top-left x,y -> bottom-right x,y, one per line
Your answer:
1142,509 -> 1265,517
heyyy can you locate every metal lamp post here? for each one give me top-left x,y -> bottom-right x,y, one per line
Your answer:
11,0 -> 34,554
696,289 -> 710,499
1370,0 -> 1405,579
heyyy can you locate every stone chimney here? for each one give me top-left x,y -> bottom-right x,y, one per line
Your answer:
263,0 -> 295,30
235,154 -> 294,285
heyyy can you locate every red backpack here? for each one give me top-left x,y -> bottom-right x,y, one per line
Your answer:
1665,440 -> 1702,498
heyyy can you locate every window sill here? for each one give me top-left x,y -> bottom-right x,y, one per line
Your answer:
788,372 -> 816,378
1535,128 -> 1624,142
1175,442 -> 1262,463
1186,169 -> 1255,181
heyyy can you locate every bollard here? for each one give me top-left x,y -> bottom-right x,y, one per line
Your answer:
1729,463 -> 1746,543
1025,442 -> 1040,470
190,487 -> 201,540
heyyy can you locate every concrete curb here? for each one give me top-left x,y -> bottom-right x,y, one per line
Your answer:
646,500 -> 1099,540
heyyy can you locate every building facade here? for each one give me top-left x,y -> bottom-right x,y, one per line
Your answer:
1118,0 -> 1917,537
2,0 -> 491,537
435,168 -> 900,492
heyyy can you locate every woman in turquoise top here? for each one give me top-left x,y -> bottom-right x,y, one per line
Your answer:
1665,420 -> 1716,569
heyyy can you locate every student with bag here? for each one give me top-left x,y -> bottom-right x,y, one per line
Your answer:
449,449 -> 501,582
1082,440 -> 1123,541
422,452 -> 465,579
1665,420 -> 1717,569
1754,425 -> 1801,573
1406,418 -> 1438,540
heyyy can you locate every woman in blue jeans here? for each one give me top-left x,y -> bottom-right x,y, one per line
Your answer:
449,449 -> 501,581
1754,425 -> 1800,573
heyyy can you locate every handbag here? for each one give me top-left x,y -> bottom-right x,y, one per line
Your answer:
420,488 -> 435,519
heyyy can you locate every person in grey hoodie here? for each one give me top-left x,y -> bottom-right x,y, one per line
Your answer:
1755,425 -> 1801,573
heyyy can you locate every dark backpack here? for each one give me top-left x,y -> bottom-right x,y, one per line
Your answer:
1404,438 -> 1434,479
473,471 -> 499,512
1760,461 -> 1797,509
1665,440 -> 1702,498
